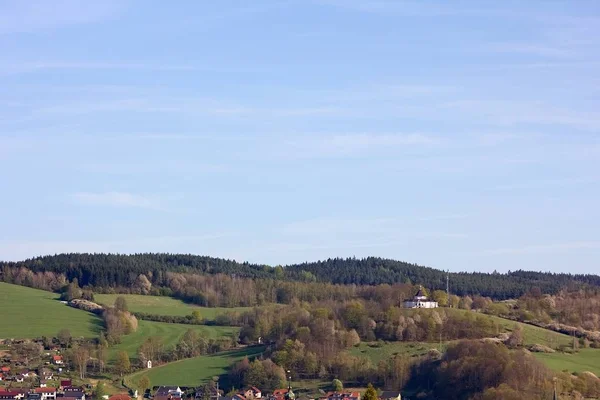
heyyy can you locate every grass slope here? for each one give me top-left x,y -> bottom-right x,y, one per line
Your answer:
348,342 -> 441,364
0,282 -> 102,338
95,294 -> 250,319
533,349 -> 600,376
124,346 -> 265,387
109,320 -> 239,362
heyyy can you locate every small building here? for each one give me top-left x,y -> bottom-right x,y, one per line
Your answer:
242,387 -> 261,399
108,394 -> 130,400
146,361 -> 152,369
27,393 -> 42,400
60,381 -> 72,389
319,393 -> 360,400
402,287 -> 438,309
34,388 -> 57,400
0,392 -> 20,400
62,391 -> 85,400
378,392 -> 401,400
52,356 -> 63,366
154,387 -> 183,400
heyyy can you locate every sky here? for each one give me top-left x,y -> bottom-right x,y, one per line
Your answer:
1,0 -> 599,274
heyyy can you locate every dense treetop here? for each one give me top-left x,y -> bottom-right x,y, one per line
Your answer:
2,253 -> 599,299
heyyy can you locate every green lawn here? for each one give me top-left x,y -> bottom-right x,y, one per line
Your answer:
109,320 -> 239,362
124,346 -> 266,387
534,349 -> 600,376
485,314 -> 572,348
95,294 -> 251,319
0,282 -> 102,338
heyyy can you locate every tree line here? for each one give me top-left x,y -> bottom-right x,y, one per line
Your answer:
2,253 -> 600,299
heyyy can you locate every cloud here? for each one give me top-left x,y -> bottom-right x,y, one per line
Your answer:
0,0 -> 122,34
483,241 -> 600,256
284,133 -> 440,158
71,192 -> 165,210
488,43 -> 573,58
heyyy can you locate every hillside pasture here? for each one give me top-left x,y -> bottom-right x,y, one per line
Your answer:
95,294 -> 251,319
534,349 -> 600,376
0,282 -> 102,338
108,320 -> 239,362
124,346 -> 266,387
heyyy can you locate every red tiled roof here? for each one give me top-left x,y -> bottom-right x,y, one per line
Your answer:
272,390 -> 288,396
108,394 -> 130,400
34,388 -> 57,393
52,356 -> 62,361
0,391 -> 20,397
0,368 -> 8,372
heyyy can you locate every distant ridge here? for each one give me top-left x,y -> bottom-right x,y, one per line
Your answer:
1,253 -> 599,299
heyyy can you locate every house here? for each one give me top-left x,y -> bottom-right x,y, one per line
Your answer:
154,387 -> 183,400
34,388 -> 57,400
0,392 -> 20,400
39,380 -> 47,388
52,356 -> 63,366
61,391 -> 85,400
60,381 -> 72,389
271,390 -> 289,400
194,387 -> 222,400
378,392 -> 401,400
39,369 -> 53,380
0,368 -> 9,374
319,392 -> 360,400
15,376 -> 24,383
108,394 -> 130,400
27,394 -> 42,400
0,374 -> 3,381
402,286 -> 438,309
242,387 -> 261,399
64,387 -> 84,393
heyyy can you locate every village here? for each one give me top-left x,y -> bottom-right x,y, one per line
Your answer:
0,340 -> 403,400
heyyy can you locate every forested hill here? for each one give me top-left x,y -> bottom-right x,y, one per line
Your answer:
1,253 -> 599,299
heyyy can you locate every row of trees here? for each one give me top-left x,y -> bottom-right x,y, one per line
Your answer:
4,253 -> 600,299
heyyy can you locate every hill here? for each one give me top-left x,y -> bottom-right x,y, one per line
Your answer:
124,346 -> 266,387
108,320 -> 239,362
95,293 -> 250,319
0,282 -> 102,338
3,253 -> 600,299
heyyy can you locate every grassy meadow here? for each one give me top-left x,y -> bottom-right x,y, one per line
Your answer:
533,348 -> 600,376
124,346 -> 266,387
0,282 -> 102,338
95,293 -> 251,319
108,320 -> 239,362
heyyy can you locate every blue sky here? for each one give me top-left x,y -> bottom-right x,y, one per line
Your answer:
1,0 -> 599,273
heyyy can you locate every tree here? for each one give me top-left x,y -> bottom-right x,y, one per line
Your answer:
58,329 -> 72,347
114,351 -> 131,376
192,310 -> 203,323
506,324 -> 524,349
138,376 -> 151,395
72,345 -> 90,379
431,290 -> 449,307
94,382 -> 106,400
362,384 -> 378,400
115,296 -> 128,312
332,379 -> 343,392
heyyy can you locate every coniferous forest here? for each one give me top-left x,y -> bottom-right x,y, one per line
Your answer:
1,253 -> 599,299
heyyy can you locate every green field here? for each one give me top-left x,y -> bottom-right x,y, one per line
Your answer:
124,346 -> 266,387
0,282 -> 102,338
109,320 -> 239,362
95,294 -> 251,319
402,308 -> 573,348
534,349 -> 600,376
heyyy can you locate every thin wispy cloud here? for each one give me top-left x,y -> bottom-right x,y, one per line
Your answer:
71,192 -> 166,211
0,0 -> 122,34
284,133 -> 440,158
